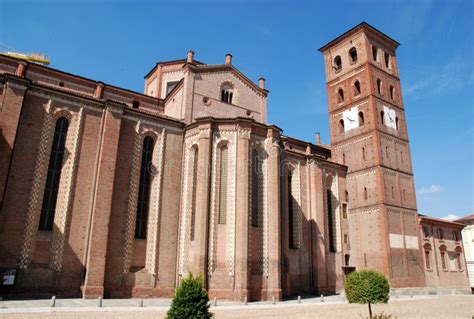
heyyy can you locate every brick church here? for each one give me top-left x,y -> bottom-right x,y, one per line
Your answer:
0,22 -> 469,300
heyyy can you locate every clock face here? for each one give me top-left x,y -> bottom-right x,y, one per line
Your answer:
383,105 -> 397,129
342,107 -> 359,131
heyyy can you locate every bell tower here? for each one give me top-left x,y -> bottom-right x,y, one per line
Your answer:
319,22 -> 424,287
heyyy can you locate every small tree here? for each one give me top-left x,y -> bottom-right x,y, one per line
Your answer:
344,270 -> 390,318
167,273 -> 211,319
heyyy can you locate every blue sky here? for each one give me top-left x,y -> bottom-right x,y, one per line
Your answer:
1,0 -> 473,219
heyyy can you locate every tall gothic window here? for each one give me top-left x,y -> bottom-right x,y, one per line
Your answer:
288,171 -> 297,249
135,136 -> 154,239
38,117 -> 69,231
327,189 -> 336,253
218,145 -> 228,224
251,150 -> 262,227
190,147 -> 199,241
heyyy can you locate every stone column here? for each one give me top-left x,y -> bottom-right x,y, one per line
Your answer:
234,125 -> 251,300
0,76 -> 29,210
192,123 -> 212,281
266,127 -> 282,300
82,103 -> 123,298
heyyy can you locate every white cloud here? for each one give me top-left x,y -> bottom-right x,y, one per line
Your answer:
418,185 -> 442,195
441,214 -> 460,221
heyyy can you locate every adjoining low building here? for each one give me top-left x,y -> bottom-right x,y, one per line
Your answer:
419,215 -> 470,293
455,214 -> 474,293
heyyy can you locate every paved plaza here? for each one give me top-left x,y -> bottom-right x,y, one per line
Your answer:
1,294 -> 473,318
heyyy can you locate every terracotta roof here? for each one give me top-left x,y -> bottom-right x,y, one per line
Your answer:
318,22 -> 400,52
419,214 -> 465,227
455,214 -> 474,222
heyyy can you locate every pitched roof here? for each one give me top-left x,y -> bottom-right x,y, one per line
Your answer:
318,21 -> 400,52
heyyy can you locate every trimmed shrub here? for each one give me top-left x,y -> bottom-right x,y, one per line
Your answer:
344,270 -> 390,318
167,273 -> 211,319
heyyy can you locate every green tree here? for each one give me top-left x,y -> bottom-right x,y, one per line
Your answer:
344,270 -> 390,318
167,273 -> 211,319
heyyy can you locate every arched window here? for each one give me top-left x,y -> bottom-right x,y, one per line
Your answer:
372,46 -> 378,61
362,147 -> 366,160
377,79 -> 382,94
391,186 -> 394,198
334,55 -> 342,71
190,146 -> 199,241
386,146 -> 389,159
337,88 -> 344,103
39,117 -> 69,231
423,244 -> 432,269
251,149 -> 262,227
437,228 -> 444,240
402,189 -> 406,202
380,110 -> 385,125
353,80 -> 361,96
440,245 -> 447,270
221,83 -> 234,104
384,52 -> 390,68
342,152 -> 346,165
288,171 -> 297,249
349,47 -> 358,63
326,189 -> 336,252
345,190 -> 349,202
389,85 -> 395,100
358,111 -> 364,126
452,231 -> 459,241
135,136 -> 154,239
456,247 -> 463,270
339,119 -> 345,133
364,187 -> 368,200
218,145 -> 228,224
395,117 -> 399,130
423,226 -> 430,238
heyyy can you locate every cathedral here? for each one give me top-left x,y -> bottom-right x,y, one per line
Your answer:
0,22 -> 469,300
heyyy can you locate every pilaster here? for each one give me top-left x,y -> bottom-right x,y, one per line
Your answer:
82,102 -> 123,298
193,124 -> 212,281
265,127 -> 282,300
234,125 -> 251,300
0,76 -> 29,210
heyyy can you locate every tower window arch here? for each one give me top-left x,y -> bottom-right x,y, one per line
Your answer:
218,144 -> 229,224
221,83 -> 234,104
353,80 -> 361,96
384,52 -> 391,68
349,47 -> 358,63
135,136 -> 154,239
337,88 -> 344,103
339,119 -> 345,133
395,117 -> 399,130
333,55 -> 342,71
358,111 -> 364,126
377,79 -> 382,94
372,46 -> 378,61
389,85 -> 395,100
342,152 -> 346,165
380,110 -> 385,125
39,117 -> 69,231
364,187 -> 368,200
362,147 -> 366,161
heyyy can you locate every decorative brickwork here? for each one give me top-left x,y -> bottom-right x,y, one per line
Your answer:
145,128 -> 166,275
19,100 -> 55,269
50,107 -> 84,271
123,121 -> 143,274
